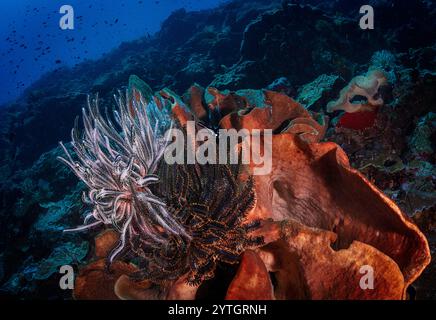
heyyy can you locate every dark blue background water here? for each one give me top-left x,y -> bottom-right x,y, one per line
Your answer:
0,0 -> 224,106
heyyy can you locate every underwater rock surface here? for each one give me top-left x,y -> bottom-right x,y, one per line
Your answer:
0,0 -> 435,299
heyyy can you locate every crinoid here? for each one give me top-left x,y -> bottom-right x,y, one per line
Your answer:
58,92 -> 190,263
131,157 -> 263,285
59,90 -> 262,287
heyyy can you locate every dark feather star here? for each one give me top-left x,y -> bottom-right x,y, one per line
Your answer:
128,138 -> 264,286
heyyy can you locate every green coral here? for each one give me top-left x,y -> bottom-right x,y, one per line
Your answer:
128,74 -> 153,102
297,74 -> 340,110
409,112 -> 436,156
32,242 -> 88,281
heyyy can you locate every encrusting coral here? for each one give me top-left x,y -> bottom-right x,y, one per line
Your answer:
62,75 -> 430,300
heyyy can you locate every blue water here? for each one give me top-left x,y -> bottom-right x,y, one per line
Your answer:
0,0 -> 225,106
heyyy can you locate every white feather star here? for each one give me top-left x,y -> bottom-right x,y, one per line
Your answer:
58,90 -> 190,263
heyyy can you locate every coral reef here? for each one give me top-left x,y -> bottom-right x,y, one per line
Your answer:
60,80 -> 429,300
0,0 -> 435,299
59,82 -> 263,287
